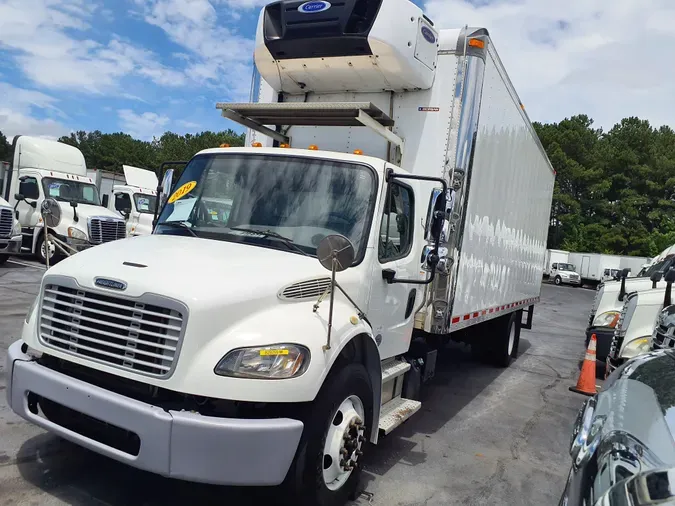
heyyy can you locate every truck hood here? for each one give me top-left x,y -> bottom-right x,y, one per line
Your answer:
45,234 -> 358,306
0,197 -> 10,207
594,277 -> 665,320
51,201 -> 123,237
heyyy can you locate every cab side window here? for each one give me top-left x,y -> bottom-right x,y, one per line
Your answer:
114,193 -> 132,212
379,182 -> 414,262
552,263 -> 557,269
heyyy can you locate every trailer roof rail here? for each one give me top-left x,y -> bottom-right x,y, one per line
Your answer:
215,102 -> 404,152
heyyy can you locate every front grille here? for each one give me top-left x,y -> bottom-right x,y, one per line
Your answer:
279,277 -> 331,300
652,324 -> 675,351
0,208 -> 12,238
89,218 -> 125,244
39,283 -> 185,377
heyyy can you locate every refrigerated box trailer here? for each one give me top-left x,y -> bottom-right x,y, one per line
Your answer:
6,1 -> 555,504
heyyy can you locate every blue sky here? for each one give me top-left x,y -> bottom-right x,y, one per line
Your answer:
1,0 -> 674,141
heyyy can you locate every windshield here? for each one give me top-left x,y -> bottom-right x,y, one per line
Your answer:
642,256 -> 675,277
558,263 -> 575,271
133,193 -> 157,214
155,154 -> 377,260
43,177 -> 100,206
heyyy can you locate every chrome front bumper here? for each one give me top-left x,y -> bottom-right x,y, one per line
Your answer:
0,235 -> 21,254
6,340 -> 304,486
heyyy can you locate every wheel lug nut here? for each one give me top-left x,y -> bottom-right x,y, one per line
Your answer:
341,448 -> 348,456
356,450 -> 363,456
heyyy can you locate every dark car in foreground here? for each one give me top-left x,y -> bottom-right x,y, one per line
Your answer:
559,348 -> 675,505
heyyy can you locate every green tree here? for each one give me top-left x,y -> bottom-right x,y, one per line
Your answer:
0,130 -> 10,161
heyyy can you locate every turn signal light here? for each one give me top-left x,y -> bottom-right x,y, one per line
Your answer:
353,149 -> 363,155
468,38 -> 485,49
308,144 -> 319,151
252,142 -> 262,147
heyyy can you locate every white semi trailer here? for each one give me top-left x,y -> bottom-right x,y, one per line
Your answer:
6,1 -> 554,504
2,136 -> 126,263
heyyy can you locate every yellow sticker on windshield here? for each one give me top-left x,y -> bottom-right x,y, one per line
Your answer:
260,349 -> 290,356
168,181 -> 197,204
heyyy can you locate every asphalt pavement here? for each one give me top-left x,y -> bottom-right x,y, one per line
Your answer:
0,261 -> 593,506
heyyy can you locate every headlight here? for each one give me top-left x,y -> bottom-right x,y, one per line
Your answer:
622,336 -> 652,356
570,397 -> 605,468
593,311 -> 620,327
560,273 -> 570,277
12,220 -> 21,237
214,344 -> 310,379
25,295 -> 38,323
67,227 -> 88,241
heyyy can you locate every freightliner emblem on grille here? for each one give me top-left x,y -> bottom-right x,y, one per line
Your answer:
94,277 -> 128,291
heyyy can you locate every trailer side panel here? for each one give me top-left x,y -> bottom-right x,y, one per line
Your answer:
450,43 -> 554,326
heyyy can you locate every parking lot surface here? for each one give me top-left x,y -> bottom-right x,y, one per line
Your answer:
0,261 -> 593,506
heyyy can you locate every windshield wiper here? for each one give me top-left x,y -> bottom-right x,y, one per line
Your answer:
227,226 -> 309,256
159,221 -> 198,237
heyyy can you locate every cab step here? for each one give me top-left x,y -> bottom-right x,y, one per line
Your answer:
378,397 -> 422,435
381,358 -> 410,384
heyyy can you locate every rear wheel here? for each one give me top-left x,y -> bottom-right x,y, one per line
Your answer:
471,312 -> 521,368
0,254 -> 8,265
284,363 -> 373,506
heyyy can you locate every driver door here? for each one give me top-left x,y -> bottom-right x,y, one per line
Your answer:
367,180 -> 420,359
16,175 -> 41,229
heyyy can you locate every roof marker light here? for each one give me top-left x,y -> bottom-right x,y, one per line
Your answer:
252,142 -> 262,147
220,143 -> 230,148
279,143 -> 290,148
353,149 -> 363,155
308,145 -> 319,151
468,38 -> 485,49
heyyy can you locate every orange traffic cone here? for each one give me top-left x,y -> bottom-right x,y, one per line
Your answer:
569,334 -> 598,396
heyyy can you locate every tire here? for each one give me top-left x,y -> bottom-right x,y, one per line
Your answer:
283,363 -> 373,506
0,254 -> 8,265
36,233 -> 57,265
488,312 -> 521,368
554,276 -> 562,286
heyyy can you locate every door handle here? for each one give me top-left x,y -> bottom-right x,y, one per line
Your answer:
405,289 -> 417,318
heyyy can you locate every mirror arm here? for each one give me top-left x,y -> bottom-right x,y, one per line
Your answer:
383,169 -> 447,285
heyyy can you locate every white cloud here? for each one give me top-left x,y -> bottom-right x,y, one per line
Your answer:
0,0 -> 186,93
118,109 -> 170,140
0,83 -> 71,140
424,0 -> 675,129
177,120 -> 201,129
134,0 -> 255,99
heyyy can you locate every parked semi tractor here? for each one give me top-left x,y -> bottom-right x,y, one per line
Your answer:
584,244 -> 675,367
97,165 -> 158,237
2,136 -> 127,263
0,196 -> 22,264
5,1 -> 554,504
604,269 -> 675,377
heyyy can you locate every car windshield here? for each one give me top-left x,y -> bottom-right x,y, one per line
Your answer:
133,193 -> 157,214
155,154 -> 377,260
42,177 -> 100,206
558,263 -> 575,271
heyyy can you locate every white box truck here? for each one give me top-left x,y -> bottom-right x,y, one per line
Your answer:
543,248 -> 569,277
2,136 -> 127,264
89,165 -> 159,237
0,161 -> 23,264
569,251 -> 650,286
6,1 -> 554,503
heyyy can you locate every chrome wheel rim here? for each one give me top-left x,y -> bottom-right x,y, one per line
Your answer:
322,395 -> 365,491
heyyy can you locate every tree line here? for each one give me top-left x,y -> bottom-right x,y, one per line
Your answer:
1,114 -> 674,257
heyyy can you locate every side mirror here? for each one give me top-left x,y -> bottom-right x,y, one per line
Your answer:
69,201 -> 78,208
160,169 -> 175,207
664,268 -> 675,307
665,268 -> 675,284
429,189 -> 447,243
101,194 -> 109,208
618,267 -> 631,301
651,271 -> 663,289
14,193 -> 24,202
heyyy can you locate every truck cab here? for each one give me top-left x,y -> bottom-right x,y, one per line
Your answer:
550,262 -> 581,286
2,136 -> 127,263
104,165 -> 158,237
0,195 -> 22,264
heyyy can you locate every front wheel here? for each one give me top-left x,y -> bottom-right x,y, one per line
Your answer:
0,254 -> 8,265
36,233 -> 56,265
554,276 -> 562,286
284,363 -> 373,506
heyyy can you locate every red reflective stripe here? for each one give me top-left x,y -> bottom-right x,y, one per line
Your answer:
463,314 -> 470,321
452,316 -> 460,324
